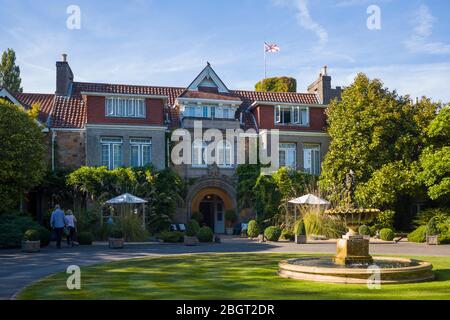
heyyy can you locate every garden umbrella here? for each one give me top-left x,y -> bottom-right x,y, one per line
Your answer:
288,194 -> 330,221
105,193 -> 147,205
105,193 -> 147,226
288,194 -> 330,206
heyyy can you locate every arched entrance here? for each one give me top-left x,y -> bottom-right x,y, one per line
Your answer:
187,179 -> 237,234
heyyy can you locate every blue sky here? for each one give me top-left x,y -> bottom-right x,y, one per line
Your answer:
1,0 -> 449,101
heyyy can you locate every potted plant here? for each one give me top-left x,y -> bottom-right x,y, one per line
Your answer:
426,217 -> 440,245
294,219 -> 307,244
109,227 -> 124,249
184,219 -> 200,246
22,229 -> 41,253
78,232 -> 93,245
224,210 -> 237,235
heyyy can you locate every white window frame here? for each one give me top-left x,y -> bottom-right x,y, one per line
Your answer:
192,140 -> 207,168
279,143 -> 297,169
130,138 -> 152,167
217,140 -> 234,168
105,97 -> 146,118
275,105 -> 309,126
303,144 -> 321,175
101,137 -> 123,170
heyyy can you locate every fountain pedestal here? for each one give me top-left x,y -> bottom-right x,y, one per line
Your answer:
334,235 -> 373,266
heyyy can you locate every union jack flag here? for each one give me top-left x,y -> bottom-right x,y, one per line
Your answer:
264,42 -> 280,53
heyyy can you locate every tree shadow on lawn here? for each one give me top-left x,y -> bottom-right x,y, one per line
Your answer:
17,254 -> 450,300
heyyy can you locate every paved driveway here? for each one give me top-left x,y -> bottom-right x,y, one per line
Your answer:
1,237 -> 449,300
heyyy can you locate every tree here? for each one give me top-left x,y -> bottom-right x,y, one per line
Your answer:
0,49 -> 23,93
319,73 -> 438,210
0,99 -> 46,213
255,77 -> 296,92
419,105 -> 450,203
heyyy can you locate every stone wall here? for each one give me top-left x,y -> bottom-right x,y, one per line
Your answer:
54,130 -> 86,169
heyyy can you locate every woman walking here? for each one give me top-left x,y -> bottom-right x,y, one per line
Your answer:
64,210 -> 77,247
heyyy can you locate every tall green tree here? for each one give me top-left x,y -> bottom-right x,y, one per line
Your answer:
0,49 -> 23,93
0,99 -> 46,213
419,105 -> 450,203
255,77 -> 297,92
319,74 -> 438,210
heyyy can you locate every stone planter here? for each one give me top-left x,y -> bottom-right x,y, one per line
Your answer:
184,236 -> 198,246
295,235 -> 307,244
22,240 -> 40,253
109,238 -> 124,249
225,228 -> 234,235
426,235 -> 439,245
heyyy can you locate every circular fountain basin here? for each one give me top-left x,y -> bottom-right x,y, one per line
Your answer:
278,256 -> 434,284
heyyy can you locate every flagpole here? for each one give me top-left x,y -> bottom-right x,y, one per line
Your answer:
264,42 -> 267,80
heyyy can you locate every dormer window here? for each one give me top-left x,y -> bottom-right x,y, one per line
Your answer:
275,105 -> 309,126
182,105 -> 235,120
105,97 -> 145,118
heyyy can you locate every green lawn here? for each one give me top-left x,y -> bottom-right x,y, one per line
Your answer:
18,253 -> 450,300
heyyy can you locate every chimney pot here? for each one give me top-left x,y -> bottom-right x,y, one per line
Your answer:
61,53 -> 67,62
322,65 -> 328,76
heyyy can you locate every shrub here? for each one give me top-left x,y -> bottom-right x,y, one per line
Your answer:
380,228 -> 395,241
191,212 -> 203,223
414,208 -> 449,227
157,231 -> 184,243
186,219 -> 200,237
303,209 -> 346,239
376,210 -> 395,229
78,232 -> 93,245
109,228 -> 124,239
0,214 -> 41,248
23,229 -> 40,241
37,226 -> 51,247
438,232 -> 450,244
408,225 -> 427,243
264,226 -> 281,241
117,212 -> 148,242
426,217 -> 439,236
280,229 -> 295,241
247,220 -> 259,238
358,225 -> 370,236
197,226 -> 214,242
294,219 -> 306,236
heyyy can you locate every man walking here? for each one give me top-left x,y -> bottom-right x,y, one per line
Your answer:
50,204 -> 66,249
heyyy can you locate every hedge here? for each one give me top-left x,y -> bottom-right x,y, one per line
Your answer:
408,226 -> 427,243
264,226 -> 281,241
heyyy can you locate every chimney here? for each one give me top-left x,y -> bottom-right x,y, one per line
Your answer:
307,65 -> 341,105
56,53 -> 74,96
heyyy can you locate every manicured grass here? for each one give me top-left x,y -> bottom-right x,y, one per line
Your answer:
18,253 -> 450,300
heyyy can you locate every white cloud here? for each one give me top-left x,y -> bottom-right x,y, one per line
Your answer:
274,0 -> 328,51
404,5 -> 450,55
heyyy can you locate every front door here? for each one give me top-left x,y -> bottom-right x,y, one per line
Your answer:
198,195 -> 226,234
214,201 -> 225,234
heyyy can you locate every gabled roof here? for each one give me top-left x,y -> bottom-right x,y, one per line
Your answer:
186,63 -> 230,93
50,95 -> 86,129
0,86 -> 23,105
15,93 -> 55,124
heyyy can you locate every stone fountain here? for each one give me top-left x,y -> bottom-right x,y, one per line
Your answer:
278,170 -> 434,284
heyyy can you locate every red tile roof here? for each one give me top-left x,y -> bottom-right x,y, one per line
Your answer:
232,90 -> 320,106
15,93 -> 55,124
51,96 -> 86,128
179,90 -> 242,102
73,82 -> 184,105
14,81 -> 321,129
